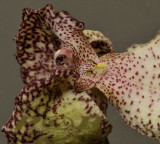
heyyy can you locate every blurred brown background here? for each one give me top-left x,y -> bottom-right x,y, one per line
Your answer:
0,0 -> 160,144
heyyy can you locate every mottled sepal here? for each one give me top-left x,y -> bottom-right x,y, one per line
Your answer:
15,4 -> 61,84
96,32 -> 160,141
2,76 -> 111,144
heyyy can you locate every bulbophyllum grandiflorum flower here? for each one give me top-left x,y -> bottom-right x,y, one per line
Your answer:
2,3 -> 160,143
2,4 -> 114,144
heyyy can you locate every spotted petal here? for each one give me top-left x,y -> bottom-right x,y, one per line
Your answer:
96,32 -> 160,141
2,69 -> 111,144
44,6 -> 99,64
14,5 -> 62,84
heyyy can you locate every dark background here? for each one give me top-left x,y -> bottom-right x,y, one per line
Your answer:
0,0 -> 160,144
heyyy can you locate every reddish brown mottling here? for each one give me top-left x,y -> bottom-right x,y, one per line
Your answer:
3,3 -> 160,143
3,4 -> 113,144
2,69 -> 111,144
125,110 -> 130,114
15,5 -> 61,84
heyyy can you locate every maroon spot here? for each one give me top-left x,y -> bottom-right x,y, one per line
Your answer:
135,71 -> 138,75
121,91 -> 125,95
116,91 -> 120,95
134,115 -> 138,119
130,101 -> 133,105
122,81 -> 125,84
149,120 -> 152,125
54,120 -> 60,127
125,110 -> 130,114
86,106 -> 93,114
78,96 -> 85,101
118,86 -> 122,89
135,125 -> 140,129
137,108 -> 140,113
149,104 -> 152,108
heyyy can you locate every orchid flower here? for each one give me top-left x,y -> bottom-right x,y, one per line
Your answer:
2,4 -> 160,144
2,4 -> 113,144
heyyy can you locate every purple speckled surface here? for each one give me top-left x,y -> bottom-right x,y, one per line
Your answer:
0,0 -> 160,144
